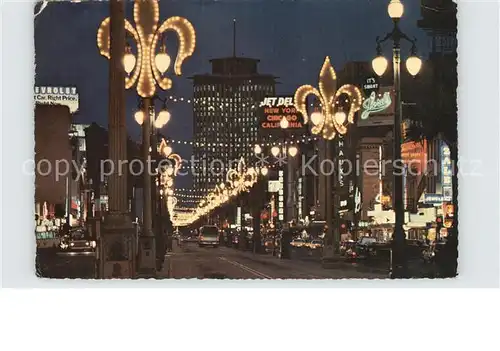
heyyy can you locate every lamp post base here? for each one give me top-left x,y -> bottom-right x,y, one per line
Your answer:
321,244 -> 335,259
100,212 -> 136,279
138,235 -> 157,278
390,236 -> 408,279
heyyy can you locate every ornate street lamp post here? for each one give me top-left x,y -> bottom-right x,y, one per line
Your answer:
91,0 -> 138,279
294,56 -> 362,258
134,95 -> 170,250
371,0 -> 422,278
97,0 -> 196,276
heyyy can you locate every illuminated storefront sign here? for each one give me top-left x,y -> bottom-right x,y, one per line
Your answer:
35,86 -> 79,113
297,178 -> 303,219
236,207 -> 241,227
402,140 -> 428,211
402,140 -> 428,175
441,143 -> 453,201
360,91 -> 392,120
354,187 -> 361,214
362,76 -> 380,96
259,96 -> 305,136
267,180 -> 281,193
278,170 -> 284,221
337,136 -> 354,213
337,135 -> 347,188
357,86 -> 394,127
424,194 -> 444,204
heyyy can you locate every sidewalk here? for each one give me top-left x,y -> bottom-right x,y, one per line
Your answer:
156,254 -> 171,279
158,241 -> 202,279
156,243 -> 181,279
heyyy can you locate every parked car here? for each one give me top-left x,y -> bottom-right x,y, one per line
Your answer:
180,230 -> 198,244
354,236 -> 378,259
309,239 -> 324,249
291,238 -> 306,248
263,238 -> 275,252
59,228 -> 96,254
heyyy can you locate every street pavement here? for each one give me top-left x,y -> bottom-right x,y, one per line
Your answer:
36,244 -> 432,279
36,249 -> 97,279
165,242 -> 388,279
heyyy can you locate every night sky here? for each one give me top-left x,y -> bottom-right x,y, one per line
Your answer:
34,0 -> 427,190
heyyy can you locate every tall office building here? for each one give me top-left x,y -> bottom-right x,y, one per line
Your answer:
191,54 -> 277,195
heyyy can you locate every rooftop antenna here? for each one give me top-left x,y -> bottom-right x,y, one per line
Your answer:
232,18 -> 236,57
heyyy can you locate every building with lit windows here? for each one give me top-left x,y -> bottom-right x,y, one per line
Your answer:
191,56 -> 277,195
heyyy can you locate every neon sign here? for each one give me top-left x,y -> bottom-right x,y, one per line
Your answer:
354,187 -> 361,214
360,91 -> 392,120
441,143 -> 453,201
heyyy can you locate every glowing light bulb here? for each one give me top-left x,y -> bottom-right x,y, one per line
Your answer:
164,146 -> 172,157
155,109 -> 171,128
154,118 -> 163,129
311,112 -> 323,126
334,111 -> 347,125
372,55 -> 388,77
388,0 -> 404,19
406,55 -> 422,76
254,144 -> 262,154
134,110 -> 144,125
271,146 -> 280,157
261,167 -> 269,176
123,45 -> 136,75
155,46 -> 171,74
288,146 -> 298,157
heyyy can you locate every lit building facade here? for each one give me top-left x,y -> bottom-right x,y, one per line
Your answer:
191,57 -> 276,195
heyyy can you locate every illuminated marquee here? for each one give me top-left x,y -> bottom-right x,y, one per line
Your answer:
259,96 -> 305,136
34,86 -> 79,113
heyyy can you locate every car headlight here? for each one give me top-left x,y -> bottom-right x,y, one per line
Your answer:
86,242 -> 90,246
91,241 -> 96,248
70,242 -> 74,247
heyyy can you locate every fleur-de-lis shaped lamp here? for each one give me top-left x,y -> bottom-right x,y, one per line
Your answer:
294,56 -> 363,140
97,0 -> 196,98
158,138 -> 182,175
226,158 -> 258,194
